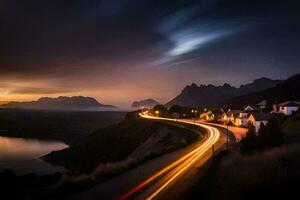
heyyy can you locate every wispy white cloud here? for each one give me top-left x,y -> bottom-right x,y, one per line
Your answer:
167,32 -> 222,56
154,7 -> 256,66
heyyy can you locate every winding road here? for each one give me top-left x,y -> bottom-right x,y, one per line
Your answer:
73,114 -> 228,200
119,114 -> 222,200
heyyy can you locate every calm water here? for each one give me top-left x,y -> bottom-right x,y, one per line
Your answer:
0,136 -> 68,175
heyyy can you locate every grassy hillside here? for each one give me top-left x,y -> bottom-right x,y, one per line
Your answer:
44,112 -> 204,175
186,112 -> 300,200
0,109 -> 126,144
282,112 -> 300,143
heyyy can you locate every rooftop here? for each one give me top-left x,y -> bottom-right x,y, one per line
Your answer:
243,105 -> 260,110
257,100 -> 267,106
251,112 -> 284,121
279,101 -> 300,107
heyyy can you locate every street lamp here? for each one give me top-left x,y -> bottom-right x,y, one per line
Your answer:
155,110 -> 159,117
226,121 -> 229,149
191,109 -> 197,123
191,109 -> 198,133
191,109 -> 194,122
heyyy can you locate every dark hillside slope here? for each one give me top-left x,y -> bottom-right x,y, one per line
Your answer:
44,112 -> 202,174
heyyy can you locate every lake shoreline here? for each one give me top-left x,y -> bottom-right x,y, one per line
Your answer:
0,135 -> 68,175
0,109 -> 127,145
0,130 -> 70,145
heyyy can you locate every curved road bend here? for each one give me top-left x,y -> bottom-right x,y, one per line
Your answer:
73,115 -> 227,200
199,121 -> 247,141
119,114 -> 222,200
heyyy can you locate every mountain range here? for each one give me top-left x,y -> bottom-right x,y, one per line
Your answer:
224,73 -> 300,108
1,96 -> 117,111
1,74 -> 298,111
131,99 -> 161,108
166,77 -> 284,108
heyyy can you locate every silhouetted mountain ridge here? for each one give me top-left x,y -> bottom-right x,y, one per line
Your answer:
131,98 -> 161,108
238,77 -> 282,96
224,73 -> 300,108
166,77 -> 283,107
1,96 -> 117,111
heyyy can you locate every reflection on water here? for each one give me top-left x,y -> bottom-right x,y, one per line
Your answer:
0,136 -> 68,175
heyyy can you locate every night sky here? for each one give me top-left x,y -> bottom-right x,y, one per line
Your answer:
0,0 -> 299,107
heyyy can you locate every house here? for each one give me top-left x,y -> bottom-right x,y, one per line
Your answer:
200,110 -> 224,122
171,112 -> 180,119
200,110 -> 213,121
221,109 -> 243,124
234,112 -> 249,127
243,105 -> 260,112
274,101 -> 300,115
247,113 -> 272,132
199,110 -> 218,121
257,100 -> 268,110
214,110 -> 224,122
247,113 -> 284,132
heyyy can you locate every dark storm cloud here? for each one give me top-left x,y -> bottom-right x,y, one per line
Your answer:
0,0 -> 165,77
0,0 -> 299,105
1,0 -> 299,74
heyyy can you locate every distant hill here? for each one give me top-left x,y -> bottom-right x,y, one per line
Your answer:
131,98 -> 161,108
0,101 -> 9,105
166,77 -> 282,108
166,83 -> 236,108
1,96 -> 117,111
224,73 -> 300,108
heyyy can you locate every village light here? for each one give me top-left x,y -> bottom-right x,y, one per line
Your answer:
191,109 -> 197,123
155,110 -> 159,116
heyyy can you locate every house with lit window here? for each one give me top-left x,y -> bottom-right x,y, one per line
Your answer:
272,101 -> 300,115
200,110 -> 224,122
234,112 -> 249,127
247,113 -> 271,132
199,110 -> 215,121
221,109 -> 243,124
247,113 -> 284,132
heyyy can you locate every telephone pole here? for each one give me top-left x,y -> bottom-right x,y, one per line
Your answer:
226,123 -> 229,149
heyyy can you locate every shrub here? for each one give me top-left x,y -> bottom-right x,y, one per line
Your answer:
240,125 -> 258,155
240,119 -> 284,155
258,119 -> 284,150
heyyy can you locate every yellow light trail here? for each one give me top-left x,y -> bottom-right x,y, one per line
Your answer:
119,113 -> 220,200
